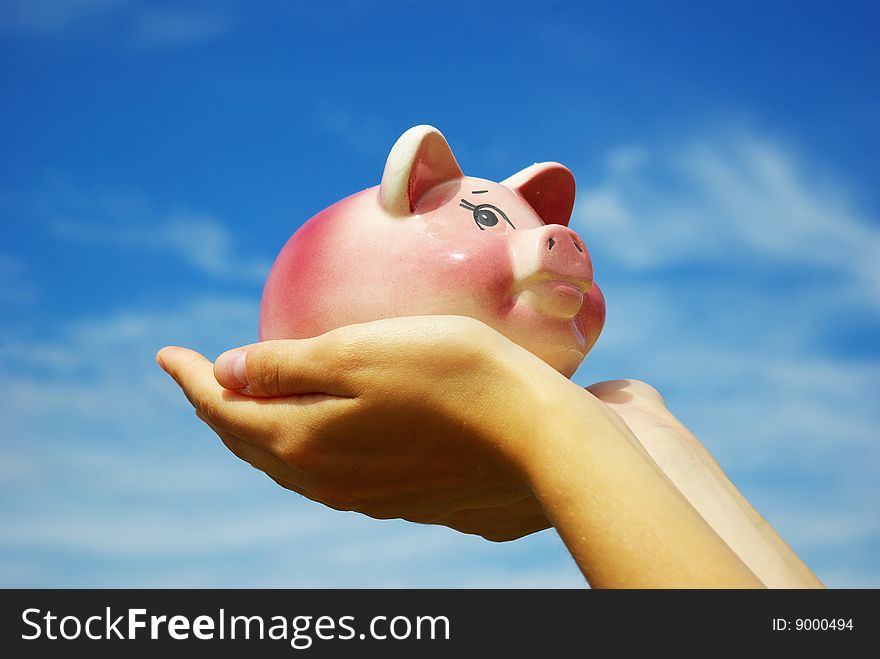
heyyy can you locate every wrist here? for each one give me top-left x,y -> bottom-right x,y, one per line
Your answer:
500,369 -> 624,493
519,383 -> 632,494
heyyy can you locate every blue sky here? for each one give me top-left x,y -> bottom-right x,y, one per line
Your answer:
1,0 -> 878,587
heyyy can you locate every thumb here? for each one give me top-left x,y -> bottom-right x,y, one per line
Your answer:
213,339 -> 357,398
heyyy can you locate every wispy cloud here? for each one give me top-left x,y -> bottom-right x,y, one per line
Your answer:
130,6 -> 232,48
0,0 -> 234,47
44,187 -> 270,282
0,294 -> 258,428
0,0 -> 126,35
317,106 -> 393,161
0,253 -> 37,305
577,131 -> 880,304
571,128 -> 880,586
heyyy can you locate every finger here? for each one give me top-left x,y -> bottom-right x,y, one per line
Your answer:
213,337 -> 360,398
214,316 -> 501,398
157,345 -> 277,438
157,346 -> 211,403
160,346 -> 359,467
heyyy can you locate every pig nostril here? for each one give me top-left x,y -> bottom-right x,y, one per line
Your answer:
548,238 -> 556,251
572,239 -> 583,253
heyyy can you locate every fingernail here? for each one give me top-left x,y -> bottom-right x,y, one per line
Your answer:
217,350 -> 248,390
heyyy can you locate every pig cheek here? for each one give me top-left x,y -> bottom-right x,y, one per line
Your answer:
421,216 -> 515,318
448,241 -> 516,319
575,284 -> 606,354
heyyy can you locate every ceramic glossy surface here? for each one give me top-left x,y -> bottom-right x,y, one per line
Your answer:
260,125 -> 605,377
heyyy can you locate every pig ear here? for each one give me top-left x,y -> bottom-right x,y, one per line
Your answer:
380,125 -> 464,216
502,162 -> 576,226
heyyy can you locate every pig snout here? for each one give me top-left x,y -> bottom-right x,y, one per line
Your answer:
511,224 -> 595,319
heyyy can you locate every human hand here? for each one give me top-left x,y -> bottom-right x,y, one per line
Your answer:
587,380 -> 671,432
157,316 -> 570,537
587,379 -> 717,462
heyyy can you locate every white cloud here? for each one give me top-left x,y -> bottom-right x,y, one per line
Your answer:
576,130 -> 880,305
45,187 -> 270,282
571,129 -> 880,588
606,145 -> 649,175
318,107 -> 393,161
0,0 -> 126,35
0,0 -> 234,47
131,7 -> 231,47
160,214 -> 271,281
1,294 -> 259,431
453,566 -> 585,589
0,253 -> 37,305
0,453 -> 38,483
4,504 -> 331,557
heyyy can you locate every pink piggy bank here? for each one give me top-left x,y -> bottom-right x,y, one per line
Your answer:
260,125 -> 605,378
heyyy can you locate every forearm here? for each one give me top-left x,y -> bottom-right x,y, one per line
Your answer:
611,402 -> 823,588
519,382 -> 763,588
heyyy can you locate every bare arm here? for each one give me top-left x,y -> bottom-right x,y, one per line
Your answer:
588,379 -> 823,588
520,378 -> 763,588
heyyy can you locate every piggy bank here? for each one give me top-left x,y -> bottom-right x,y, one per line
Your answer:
260,125 -> 605,378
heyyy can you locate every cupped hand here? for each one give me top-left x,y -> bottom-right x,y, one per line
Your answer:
157,316 -> 571,537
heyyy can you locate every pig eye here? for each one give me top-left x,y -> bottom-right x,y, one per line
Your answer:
475,208 -> 499,227
459,199 -> 516,231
